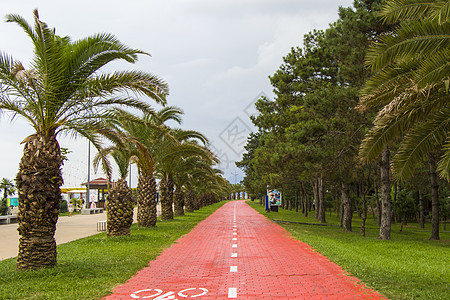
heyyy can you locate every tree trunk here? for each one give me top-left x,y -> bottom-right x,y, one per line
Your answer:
429,157 -> 440,240
361,189 -> 367,237
419,191 -> 425,229
313,179 -> 319,220
107,179 -> 134,237
173,186 -> 184,216
16,134 -> 63,270
137,174 -> 157,227
374,168 -> 381,227
393,182 -> 398,224
355,183 -> 361,218
160,175 -> 174,220
295,190 -> 299,213
318,174 -> 326,223
184,189 -> 195,213
341,182 -> 352,232
378,148 -> 392,240
302,183 -> 308,217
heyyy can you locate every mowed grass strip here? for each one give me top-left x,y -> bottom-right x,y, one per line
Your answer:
247,200 -> 450,300
0,201 -> 227,300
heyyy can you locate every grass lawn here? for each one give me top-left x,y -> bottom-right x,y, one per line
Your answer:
247,200 -> 450,300
0,201 -> 227,300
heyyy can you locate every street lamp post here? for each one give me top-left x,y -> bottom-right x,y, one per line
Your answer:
86,141 -> 91,209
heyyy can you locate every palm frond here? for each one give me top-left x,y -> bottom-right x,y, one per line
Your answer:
366,18 -> 450,72
78,71 -> 168,104
437,137 -> 450,180
416,48 -> 450,87
392,105 -> 450,180
5,11 -> 36,41
379,0 -> 436,23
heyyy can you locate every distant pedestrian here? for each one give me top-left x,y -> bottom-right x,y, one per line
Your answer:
68,202 -> 73,217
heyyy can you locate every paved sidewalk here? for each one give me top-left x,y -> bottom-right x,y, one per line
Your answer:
105,200 -> 385,300
0,205 -> 160,261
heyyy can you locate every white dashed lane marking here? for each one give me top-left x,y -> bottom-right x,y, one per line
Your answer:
228,287 -> 237,298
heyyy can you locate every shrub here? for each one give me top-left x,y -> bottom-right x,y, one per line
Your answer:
60,199 -> 68,213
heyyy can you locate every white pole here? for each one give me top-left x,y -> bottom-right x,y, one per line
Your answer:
86,141 -> 91,209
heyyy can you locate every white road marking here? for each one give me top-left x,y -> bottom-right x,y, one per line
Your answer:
233,232 -> 237,235
230,266 -> 237,272
231,253 -> 237,258
178,288 -> 208,298
233,228 -> 237,231
228,287 -> 237,298
232,244 -> 237,248
232,237 -> 237,241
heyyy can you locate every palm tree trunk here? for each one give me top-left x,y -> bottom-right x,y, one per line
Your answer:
16,134 -> 63,270
378,148 -> 392,240
160,175 -> 174,220
137,174 -> 157,227
184,189 -> 195,213
429,156 -> 440,240
173,186 -> 185,216
106,179 -> 134,236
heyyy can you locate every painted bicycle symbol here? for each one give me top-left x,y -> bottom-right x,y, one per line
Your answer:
130,288 -> 208,299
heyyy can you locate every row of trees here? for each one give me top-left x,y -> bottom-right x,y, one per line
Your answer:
237,0 -> 449,240
0,10 -> 230,271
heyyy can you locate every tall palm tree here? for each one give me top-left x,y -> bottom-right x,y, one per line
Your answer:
111,107 -> 181,226
0,10 -> 168,270
360,0 -> 449,240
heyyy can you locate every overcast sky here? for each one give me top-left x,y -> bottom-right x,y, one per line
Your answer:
0,0 -> 354,187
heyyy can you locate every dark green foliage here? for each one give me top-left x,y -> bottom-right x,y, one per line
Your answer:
0,198 -> 8,215
59,199 -> 68,214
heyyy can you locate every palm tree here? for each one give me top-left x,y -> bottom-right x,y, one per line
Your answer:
0,178 -> 15,215
172,155 -> 217,216
0,10 -> 168,270
156,128 -> 212,220
95,146 -> 134,237
0,178 -> 15,200
360,0 -> 449,240
361,0 -> 450,180
111,107 -> 181,226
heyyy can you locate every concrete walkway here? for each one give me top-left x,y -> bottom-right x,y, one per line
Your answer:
105,200 -> 385,299
0,205 -> 160,261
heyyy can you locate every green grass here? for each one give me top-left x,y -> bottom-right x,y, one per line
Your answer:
247,200 -> 450,300
0,201 -> 227,300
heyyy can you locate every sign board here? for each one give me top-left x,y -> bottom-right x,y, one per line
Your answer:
89,189 -> 98,203
9,198 -> 18,207
267,189 -> 281,206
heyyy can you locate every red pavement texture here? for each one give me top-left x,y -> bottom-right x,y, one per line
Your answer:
104,200 -> 386,300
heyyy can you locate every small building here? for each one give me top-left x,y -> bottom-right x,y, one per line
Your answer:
81,177 -> 109,209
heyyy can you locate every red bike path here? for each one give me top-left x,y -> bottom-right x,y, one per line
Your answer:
105,200 -> 386,299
